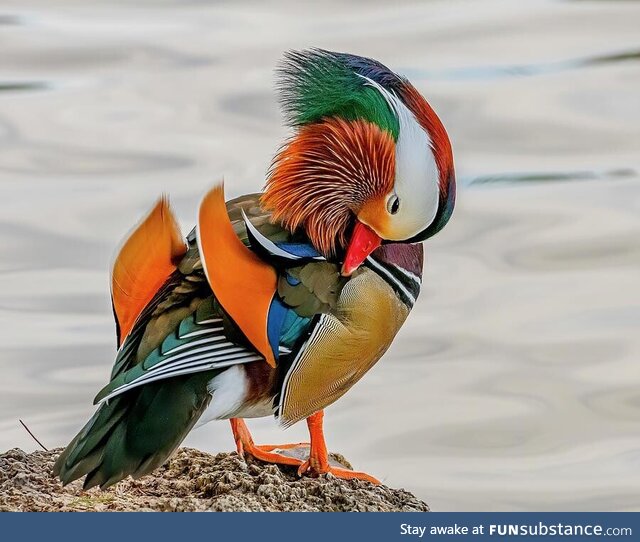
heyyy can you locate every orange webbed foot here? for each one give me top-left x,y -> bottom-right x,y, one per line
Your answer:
230,418 -> 307,467
230,414 -> 380,484
241,443 -> 308,467
296,410 -> 380,484
297,457 -> 380,484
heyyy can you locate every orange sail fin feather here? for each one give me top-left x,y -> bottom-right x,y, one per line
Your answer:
111,197 -> 187,346
197,183 -> 278,368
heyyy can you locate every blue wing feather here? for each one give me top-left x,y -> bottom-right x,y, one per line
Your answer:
267,296 -> 312,357
267,297 -> 288,360
274,242 -> 323,259
279,309 -> 311,348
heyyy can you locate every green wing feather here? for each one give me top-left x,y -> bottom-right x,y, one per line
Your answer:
94,297 -> 262,404
54,371 -> 214,489
278,262 -> 346,317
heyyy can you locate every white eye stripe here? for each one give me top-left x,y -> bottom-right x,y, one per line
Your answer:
358,75 -> 440,240
357,73 -> 400,113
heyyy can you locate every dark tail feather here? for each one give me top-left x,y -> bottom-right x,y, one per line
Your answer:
54,374 -> 213,490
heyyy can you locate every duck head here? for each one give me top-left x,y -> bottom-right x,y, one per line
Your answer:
261,49 -> 455,275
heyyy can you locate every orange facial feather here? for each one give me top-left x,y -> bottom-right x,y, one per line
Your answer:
262,118 -> 395,257
111,197 -> 187,346
356,194 -> 389,237
197,184 -> 277,368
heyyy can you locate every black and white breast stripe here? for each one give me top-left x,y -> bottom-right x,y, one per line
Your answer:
365,256 -> 421,308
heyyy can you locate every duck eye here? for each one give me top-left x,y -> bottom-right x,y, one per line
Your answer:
387,195 -> 400,215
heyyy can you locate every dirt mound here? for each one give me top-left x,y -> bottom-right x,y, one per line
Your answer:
0,447 -> 429,512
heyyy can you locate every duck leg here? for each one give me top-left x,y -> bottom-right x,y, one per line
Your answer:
297,410 -> 380,484
229,418 -> 307,466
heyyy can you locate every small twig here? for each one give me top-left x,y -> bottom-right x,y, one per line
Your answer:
19,419 -> 49,451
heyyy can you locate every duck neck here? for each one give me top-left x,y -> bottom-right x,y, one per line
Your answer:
364,243 -> 423,309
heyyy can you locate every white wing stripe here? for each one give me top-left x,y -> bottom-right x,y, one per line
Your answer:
150,343 -> 245,371
180,327 -> 224,339
242,210 -> 324,261
242,210 -> 297,260
100,299 -> 266,404
99,355 -> 262,403
141,350 -> 256,380
163,335 -> 229,356
198,318 -> 222,325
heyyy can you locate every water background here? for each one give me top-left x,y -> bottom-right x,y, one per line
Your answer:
1,0 -> 639,511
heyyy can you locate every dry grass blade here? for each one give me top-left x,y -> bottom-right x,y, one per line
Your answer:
19,419 -> 49,451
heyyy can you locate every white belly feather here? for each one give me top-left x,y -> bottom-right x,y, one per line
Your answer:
196,365 -> 275,427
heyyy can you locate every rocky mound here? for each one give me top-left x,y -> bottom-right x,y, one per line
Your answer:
0,447 -> 429,512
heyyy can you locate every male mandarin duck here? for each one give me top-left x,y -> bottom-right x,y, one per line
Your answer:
54,49 -> 455,489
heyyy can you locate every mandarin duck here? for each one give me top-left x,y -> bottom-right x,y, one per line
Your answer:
54,49 -> 455,489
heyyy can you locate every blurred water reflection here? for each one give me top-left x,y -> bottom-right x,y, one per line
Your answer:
0,0 -> 638,511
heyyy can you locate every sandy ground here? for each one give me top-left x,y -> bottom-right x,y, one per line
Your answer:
0,447 -> 429,512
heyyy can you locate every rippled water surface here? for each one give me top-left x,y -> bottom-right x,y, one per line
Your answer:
1,0 -> 639,511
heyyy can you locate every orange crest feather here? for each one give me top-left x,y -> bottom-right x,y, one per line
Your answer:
261,118 -> 395,257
